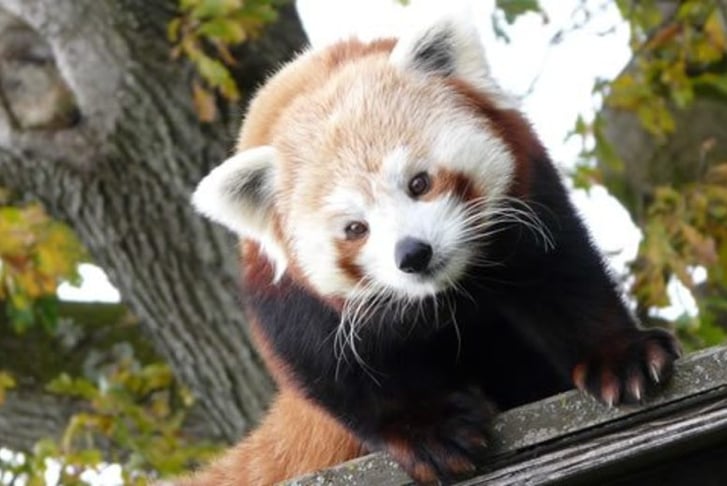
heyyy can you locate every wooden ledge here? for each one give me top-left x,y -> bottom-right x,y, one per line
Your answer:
284,346 -> 727,485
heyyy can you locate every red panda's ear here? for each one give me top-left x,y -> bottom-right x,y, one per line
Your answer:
390,14 -> 515,108
192,146 -> 287,277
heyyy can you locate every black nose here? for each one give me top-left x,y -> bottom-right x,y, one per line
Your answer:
395,237 -> 433,274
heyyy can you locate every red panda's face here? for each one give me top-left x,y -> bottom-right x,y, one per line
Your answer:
193,15 -> 524,303
275,60 -> 516,300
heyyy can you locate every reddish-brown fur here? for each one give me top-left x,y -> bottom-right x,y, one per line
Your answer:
422,168 -> 480,202
173,388 -> 363,486
335,238 -> 367,282
180,13 -> 684,481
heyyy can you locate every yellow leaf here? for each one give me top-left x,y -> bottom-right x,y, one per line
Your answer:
17,271 -> 44,298
0,371 -> 16,405
193,82 -> 217,122
167,17 -> 182,42
706,163 -> 727,184
704,9 -> 727,52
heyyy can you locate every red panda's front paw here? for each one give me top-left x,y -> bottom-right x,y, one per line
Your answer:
380,388 -> 495,485
572,328 -> 682,406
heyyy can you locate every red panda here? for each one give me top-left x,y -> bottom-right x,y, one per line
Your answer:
183,13 -> 681,486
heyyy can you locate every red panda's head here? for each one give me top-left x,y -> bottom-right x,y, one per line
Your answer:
193,15 -> 543,305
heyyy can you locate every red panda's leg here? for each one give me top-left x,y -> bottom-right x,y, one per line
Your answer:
173,387 -> 364,486
494,154 -> 682,406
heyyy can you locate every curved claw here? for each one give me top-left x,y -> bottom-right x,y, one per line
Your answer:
573,328 -> 680,407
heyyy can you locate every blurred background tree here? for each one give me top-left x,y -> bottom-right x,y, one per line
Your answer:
572,0 -> 727,349
0,0 -> 724,483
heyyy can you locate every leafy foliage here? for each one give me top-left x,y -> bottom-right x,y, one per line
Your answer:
612,1 -> 726,137
0,197 -> 217,483
496,0 -> 544,24
571,0 -> 727,347
0,353 -> 220,485
0,201 -> 85,333
632,170 -> 727,349
168,0 -> 282,121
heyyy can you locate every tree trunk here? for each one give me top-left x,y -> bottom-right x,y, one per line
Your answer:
0,0 -> 307,442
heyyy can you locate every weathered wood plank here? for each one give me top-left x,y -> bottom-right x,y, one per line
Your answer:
285,346 -> 727,485
464,394 -> 727,485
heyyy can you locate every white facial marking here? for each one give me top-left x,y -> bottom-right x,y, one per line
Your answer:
293,209 -> 352,295
361,195 -> 471,299
429,114 -> 515,200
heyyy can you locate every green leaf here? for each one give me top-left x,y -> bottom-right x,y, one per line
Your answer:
190,0 -> 243,19
593,124 -> 624,172
196,54 -> 230,85
7,294 -> 35,333
167,17 -> 182,42
47,373 -> 98,400
195,54 -> 240,100
0,371 -> 16,405
35,296 -> 60,333
694,73 -> 727,99
571,165 -> 602,190
496,0 -> 543,24
198,18 -> 247,44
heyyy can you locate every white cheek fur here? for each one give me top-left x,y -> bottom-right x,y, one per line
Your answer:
292,214 -> 355,296
430,113 -> 515,202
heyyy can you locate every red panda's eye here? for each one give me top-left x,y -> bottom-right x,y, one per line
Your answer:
408,172 -> 431,197
344,221 -> 368,240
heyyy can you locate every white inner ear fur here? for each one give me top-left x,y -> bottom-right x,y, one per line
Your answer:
389,12 -> 517,110
192,145 -> 288,280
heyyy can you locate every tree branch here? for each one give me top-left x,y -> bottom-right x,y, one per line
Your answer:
0,388 -> 225,454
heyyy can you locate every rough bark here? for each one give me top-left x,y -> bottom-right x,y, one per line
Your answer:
0,0 -> 307,442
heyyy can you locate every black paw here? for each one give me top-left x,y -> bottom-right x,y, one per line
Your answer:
572,328 -> 682,406
380,388 -> 495,485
